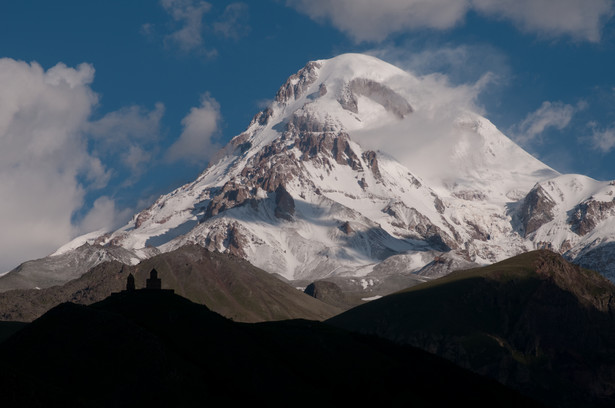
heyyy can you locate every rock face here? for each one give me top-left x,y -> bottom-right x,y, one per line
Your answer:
569,198 -> 615,235
274,185 -> 295,221
519,184 -> 556,237
338,78 -> 413,118
304,280 -> 350,310
7,53 -> 615,292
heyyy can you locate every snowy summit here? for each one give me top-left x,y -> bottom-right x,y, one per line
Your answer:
5,54 -> 615,292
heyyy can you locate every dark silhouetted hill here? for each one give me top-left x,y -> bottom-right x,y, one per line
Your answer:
328,249 -> 615,407
0,289 -> 545,408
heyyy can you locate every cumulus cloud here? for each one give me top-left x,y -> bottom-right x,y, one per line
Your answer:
0,59 -> 104,272
512,101 -> 580,145
286,0 -> 469,42
472,0 -> 614,42
286,0 -> 614,42
368,43 -> 509,87
166,93 -> 222,164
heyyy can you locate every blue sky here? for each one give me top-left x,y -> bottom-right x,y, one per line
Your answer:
1,0 -> 615,271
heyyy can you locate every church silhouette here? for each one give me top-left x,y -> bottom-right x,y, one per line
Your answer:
125,269 -> 174,293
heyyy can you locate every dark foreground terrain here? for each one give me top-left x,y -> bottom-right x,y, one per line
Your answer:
0,289 -> 543,408
329,250 -> 615,407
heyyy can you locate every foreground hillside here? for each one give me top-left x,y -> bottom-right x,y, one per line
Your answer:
0,289 -> 544,407
0,245 -> 339,323
328,250 -> 615,407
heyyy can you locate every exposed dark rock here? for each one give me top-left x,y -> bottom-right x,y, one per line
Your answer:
226,223 -> 248,258
287,111 -> 337,133
295,129 -> 362,171
568,198 -> 615,236
452,190 -> 487,201
339,221 -> 354,234
384,202 -> 456,250
135,209 -> 152,229
433,195 -> 446,214
274,185 -> 295,221
338,78 -> 413,119
275,61 -> 321,104
304,280 -> 350,310
467,220 -> 490,241
318,82 -> 327,96
205,181 -> 253,218
362,150 -> 383,182
519,184 -> 556,237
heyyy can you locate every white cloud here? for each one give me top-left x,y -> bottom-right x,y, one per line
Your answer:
349,70 -> 496,187
512,101 -> 579,145
161,0 -> 213,52
472,0 -> 614,42
166,93 -> 222,164
88,103 -> 165,182
0,59 -> 105,272
590,123 -> 615,152
286,0 -> 470,42
213,3 -> 250,39
76,196 -> 132,236
368,43 -> 509,86
286,0 -> 614,42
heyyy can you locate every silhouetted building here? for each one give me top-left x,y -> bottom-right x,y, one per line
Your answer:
126,273 -> 136,291
146,269 -> 162,290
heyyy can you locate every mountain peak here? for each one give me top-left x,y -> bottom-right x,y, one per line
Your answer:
4,53 -> 615,292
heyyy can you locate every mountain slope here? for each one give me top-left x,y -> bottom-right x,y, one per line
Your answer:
328,249 -> 615,407
0,289 -> 545,407
0,245 -> 340,323
3,52 -> 615,292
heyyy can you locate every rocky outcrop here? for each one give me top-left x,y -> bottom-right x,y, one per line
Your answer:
568,198 -> 615,236
519,184 -> 556,237
339,221 -> 353,234
304,280 -> 349,309
384,201 -> 456,250
205,182 -> 253,218
291,118 -> 363,171
274,185 -> 295,221
338,78 -> 413,119
362,150 -> 383,182
275,61 -> 321,104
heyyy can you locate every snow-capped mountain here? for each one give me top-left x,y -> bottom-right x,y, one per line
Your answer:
3,53 -> 615,291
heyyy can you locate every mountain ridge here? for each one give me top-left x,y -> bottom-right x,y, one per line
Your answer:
0,283 -> 546,407
3,52 -> 615,292
327,249 -> 615,407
